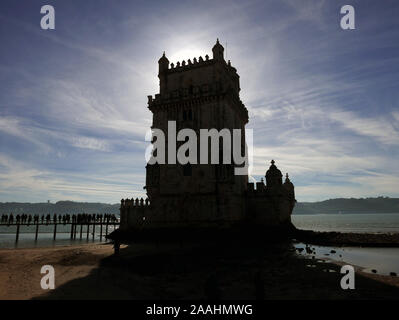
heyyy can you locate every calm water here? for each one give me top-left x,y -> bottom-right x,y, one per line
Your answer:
292,213 -> 399,275
2,214 -> 399,251
0,224 -> 116,249
292,213 -> 399,233
295,243 -> 399,276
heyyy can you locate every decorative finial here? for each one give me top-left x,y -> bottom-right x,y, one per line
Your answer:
271,159 -> 275,165
286,173 -> 289,179
216,38 -> 219,44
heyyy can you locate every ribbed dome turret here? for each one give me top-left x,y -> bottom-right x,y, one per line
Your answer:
212,38 -> 224,61
265,160 -> 283,187
283,173 -> 294,189
158,51 -> 169,73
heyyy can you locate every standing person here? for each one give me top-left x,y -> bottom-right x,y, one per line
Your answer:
113,239 -> 120,255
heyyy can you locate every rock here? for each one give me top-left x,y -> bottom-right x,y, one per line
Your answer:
371,269 -> 377,274
330,250 -> 336,254
390,272 -> 397,277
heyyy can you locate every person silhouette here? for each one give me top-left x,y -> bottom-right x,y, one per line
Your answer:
113,239 -> 121,255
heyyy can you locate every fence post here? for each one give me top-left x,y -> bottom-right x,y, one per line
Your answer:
53,222 -> 57,240
100,216 -> 103,240
105,217 -> 109,238
70,223 -> 74,239
35,223 -> 39,241
16,223 -> 20,242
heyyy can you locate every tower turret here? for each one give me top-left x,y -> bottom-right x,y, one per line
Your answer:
158,51 -> 169,73
265,160 -> 283,187
212,38 -> 224,61
158,52 -> 169,94
283,173 -> 296,209
283,173 -> 294,191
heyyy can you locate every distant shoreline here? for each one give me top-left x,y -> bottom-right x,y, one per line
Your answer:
2,197 -> 399,216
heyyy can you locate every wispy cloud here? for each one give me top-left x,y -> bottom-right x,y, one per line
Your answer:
0,0 -> 398,202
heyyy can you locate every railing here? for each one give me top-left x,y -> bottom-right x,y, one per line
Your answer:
0,214 -> 119,242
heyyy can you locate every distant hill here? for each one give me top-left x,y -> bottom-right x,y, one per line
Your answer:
0,201 -> 120,215
1,197 -> 399,216
293,197 -> 399,215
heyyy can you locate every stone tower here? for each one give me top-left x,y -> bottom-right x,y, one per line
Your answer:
145,39 -> 249,227
119,40 -> 296,234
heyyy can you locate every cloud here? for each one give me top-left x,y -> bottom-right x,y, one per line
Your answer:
329,110 -> 399,145
0,0 -> 398,203
0,153 -> 146,203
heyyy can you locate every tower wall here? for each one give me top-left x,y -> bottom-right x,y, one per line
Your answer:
144,41 -> 249,228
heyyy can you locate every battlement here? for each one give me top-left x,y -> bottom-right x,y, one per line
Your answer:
169,54 -> 211,71
156,39 -> 240,99
120,197 -> 150,208
247,180 -> 267,195
166,55 -> 235,73
120,198 -> 152,231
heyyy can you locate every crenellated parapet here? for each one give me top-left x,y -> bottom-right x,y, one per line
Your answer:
168,54 -> 211,71
120,198 -> 151,230
120,197 -> 150,208
150,39 -> 247,124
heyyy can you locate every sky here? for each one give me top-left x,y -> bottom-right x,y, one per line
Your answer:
0,0 -> 398,203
